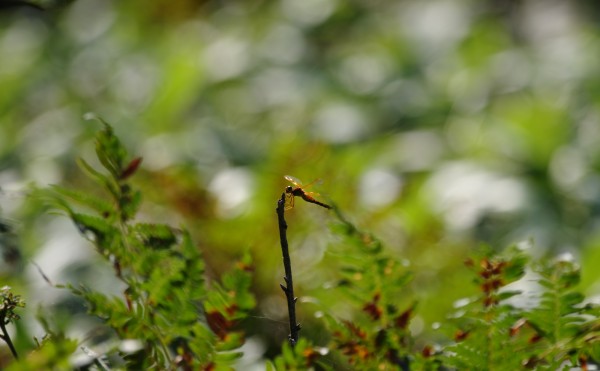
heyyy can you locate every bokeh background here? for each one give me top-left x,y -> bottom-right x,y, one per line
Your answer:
2,0 -> 600,367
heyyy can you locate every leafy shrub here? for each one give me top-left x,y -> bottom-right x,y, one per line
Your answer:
8,121 -> 254,370
444,246 -> 600,370
3,121 -> 600,370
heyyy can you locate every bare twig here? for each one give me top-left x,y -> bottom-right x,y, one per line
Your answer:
0,322 -> 18,359
32,261 -> 53,286
276,192 -> 300,346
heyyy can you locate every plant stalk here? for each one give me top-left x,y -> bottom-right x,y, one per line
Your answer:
276,193 -> 300,346
0,321 -> 18,360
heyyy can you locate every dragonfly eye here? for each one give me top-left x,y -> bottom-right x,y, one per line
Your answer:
285,186 -> 293,193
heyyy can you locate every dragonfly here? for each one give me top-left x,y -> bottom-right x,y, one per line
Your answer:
284,175 -> 332,210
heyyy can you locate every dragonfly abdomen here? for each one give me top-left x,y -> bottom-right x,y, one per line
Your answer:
301,194 -> 332,209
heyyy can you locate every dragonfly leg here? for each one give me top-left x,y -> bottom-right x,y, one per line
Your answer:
284,194 -> 294,210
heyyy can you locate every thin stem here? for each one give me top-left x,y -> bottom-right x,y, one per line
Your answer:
0,321 -> 18,360
276,193 -> 300,346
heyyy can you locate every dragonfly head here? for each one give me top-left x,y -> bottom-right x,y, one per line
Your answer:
285,186 -> 293,193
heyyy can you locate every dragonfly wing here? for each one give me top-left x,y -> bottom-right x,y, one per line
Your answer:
284,175 -> 302,187
297,178 -> 322,190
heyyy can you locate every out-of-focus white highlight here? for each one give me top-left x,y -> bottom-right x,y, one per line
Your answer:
337,54 -> 393,95
251,68 -> 303,107
119,339 -> 144,354
359,169 -> 402,209
203,37 -> 249,81
427,162 -> 527,230
394,130 -> 445,171
452,297 -> 471,309
409,315 -> 424,336
208,168 -> 254,218
397,0 -> 469,57
313,104 -> 367,144
281,0 -> 336,26
26,220 -> 93,302
550,146 -> 587,190
235,336 -> 267,371
141,134 -> 183,170
0,19 -> 45,76
259,24 -> 305,65
65,0 -> 115,43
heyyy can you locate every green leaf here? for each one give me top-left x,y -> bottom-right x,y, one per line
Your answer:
215,332 -> 244,351
94,121 -> 128,179
119,185 -> 142,221
6,335 -> 78,371
272,338 -> 319,370
50,185 -> 113,217
70,212 -> 119,248
131,223 -> 177,250
503,261 -> 527,283
77,157 -> 120,199
556,262 -> 580,288
143,254 -> 186,304
265,360 -> 277,371
497,290 -> 521,302
560,292 -> 584,311
214,350 -> 244,364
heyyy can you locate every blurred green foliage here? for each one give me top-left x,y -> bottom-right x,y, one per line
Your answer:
11,123 -> 257,369
2,0 -> 600,368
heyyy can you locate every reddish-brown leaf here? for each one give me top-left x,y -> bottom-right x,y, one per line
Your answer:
363,292 -> 382,321
302,347 -> 319,366
206,310 -> 233,340
394,306 -> 413,330
528,333 -> 543,344
120,157 -> 143,180
580,355 -> 588,371
454,330 -> 469,342
343,320 -> 367,339
225,303 -> 239,317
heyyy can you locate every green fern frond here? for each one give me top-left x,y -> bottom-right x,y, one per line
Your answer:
94,120 -> 128,180
129,222 -> 177,250
76,157 -> 120,200
444,247 -> 531,370
69,212 -> 120,251
272,338 -> 329,370
37,120 -> 254,369
521,259 -> 595,368
49,185 -> 114,217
